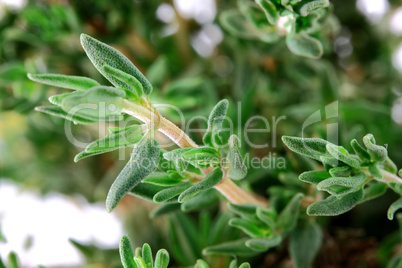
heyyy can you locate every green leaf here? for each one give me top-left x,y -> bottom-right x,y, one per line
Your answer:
180,189 -> 219,212
359,181 -> 387,203
289,222 -> 323,268
245,235 -> 282,251
35,105 -> 98,125
368,162 -> 384,179
282,136 -> 329,161
286,33 -> 323,59
194,259 -> 209,268
80,34 -> 153,95
277,193 -> 304,232
134,257 -> 147,268
74,147 -> 116,162
350,139 -> 370,162
307,188 -> 364,216
153,182 -> 192,203
8,252 -> 18,268
49,92 -> 80,106
119,236 -> 138,268
299,170 -> 331,185
389,182 -> 402,195
103,64 -> 144,97
388,197 -> 402,220
297,0 -> 329,17
178,169 -> 223,202
85,125 -> 143,153
142,243 -> 153,267
106,136 -> 160,212
181,147 -> 220,168
227,203 -> 258,220
256,0 -> 278,24
229,218 -> 267,238
202,238 -> 260,256
316,172 -> 366,191
27,73 -> 100,91
154,249 -> 169,268
142,172 -> 182,186
328,166 -> 352,177
256,207 -> 277,229
227,135 -> 247,180
363,134 -> 388,162
61,86 -> 125,120
203,99 -> 229,147
239,263 -> 251,268
326,144 -> 361,169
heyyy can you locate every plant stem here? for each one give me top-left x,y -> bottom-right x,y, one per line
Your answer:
363,169 -> 402,185
122,100 -> 267,205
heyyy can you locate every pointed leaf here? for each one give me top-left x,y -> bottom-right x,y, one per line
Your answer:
103,64 -> 144,97
28,73 -> 100,91
245,235 -> 282,251
227,135 -> 247,180
350,139 -> 370,162
326,144 -> 361,169
202,238 -> 260,256
80,34 -> 153,95
299,170 -> 331,185
35,106 -> 98,125
286,33 -> 323,59
317,172 -> 366,191
180,189 -> 219,212
256,0 -> 278,24
229,218 -> 267,238
277,193 -> 304,232
178,169 -> 223,202
153,182 -> 192,203
106,136 -> 160,212
282,136 -> 329,161
203,99 -> 229,147
142,172 -> 182,186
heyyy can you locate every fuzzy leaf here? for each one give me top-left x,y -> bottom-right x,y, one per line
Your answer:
282,136 -> 329,161
203,99 -> 229,147
316,172 -> 366,191
289,222 -> 323,268
389,182 -> 402,194
180,189 -> 219,212
299,170 -> 331,185
119,236 -> 137,268
359,181 -> 387,203
388,197 -> 402,220
106,136 -> 160,212
61,86 -> 125,120
150,203 -> 181,218
134,257 -> 147,268
202,238 -> 259,256
103,64 -> 144,97
368,162 -> 384,179
307,188 -> 364,216
153,182 -> 192,203
228,203 -> 258,220
178,169 -> 223,202
277,193 -> 304,232
256,207 -> 277,229
80,34 -> 153,95
154,249 -> 169,268
297,0 -> 329,17
245,235 -> 282,251
350,139 -> 370,162
141,243 -> 153,267
181,147 -> 220,167
49,92 -> 81,106
74,147 -> 115,162
229,218 -> 267,238
227,135 -> 247,180
363,134 -> 388,162
286,33 -> 323,59
329,166 -> 352,177
28,73 -> 100,91
326,144 -> 361,169
35,106 -> 98,125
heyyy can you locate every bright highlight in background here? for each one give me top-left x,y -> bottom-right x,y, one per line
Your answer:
0,180 -> 123,267
356,0 -> 389,23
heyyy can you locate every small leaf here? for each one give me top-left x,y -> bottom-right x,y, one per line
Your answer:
316,172 -> 366,191
289,222 -> 323,268
297,0 -> 329,17
256,0 -> 278,24
299,170 -> 331,185
74,147 -> 115,162
142,243 -> 153,267
389,182 -> 402,194
106,136 -> 160,212
363,134 -> 388,162
256,207 -> 277,229
202,238 -> 260,256
239,263 -> 251,268
153,182 -> 192,203
326,144 -> 361,169
131,181 -> 170,202
80,34 -> 153,95
277,193 -> 304,232
178,169 -> 223,202
227,135 -> 247,180
35,106 -> 98,125
27,73 -> 100,91
307,188 -> 364,216
154,249 -> 170,268
49,92 -> 80,106
8,252 -> 18,268
229,218 -> 267,238
286,33 -> 323,59
119,236 -> 137,268
194,260 -> 209,268
359,181 -> 387,203
103,64 -> 144,97
245,235 -> 282,251
203,99 -> 229,147
329,166 -> 352,177
388,197 -> 402,220
150,203 -> 181,218
227,203 -> 258,220
134,257 -> 147,268
368,162 -> 384,179
181,147 -> 220,168
350,139 -> 370,162
282,136 -> 329,161
142,172 -> 182,186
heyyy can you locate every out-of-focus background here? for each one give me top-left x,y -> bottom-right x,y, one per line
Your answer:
0,0 -> 402,267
